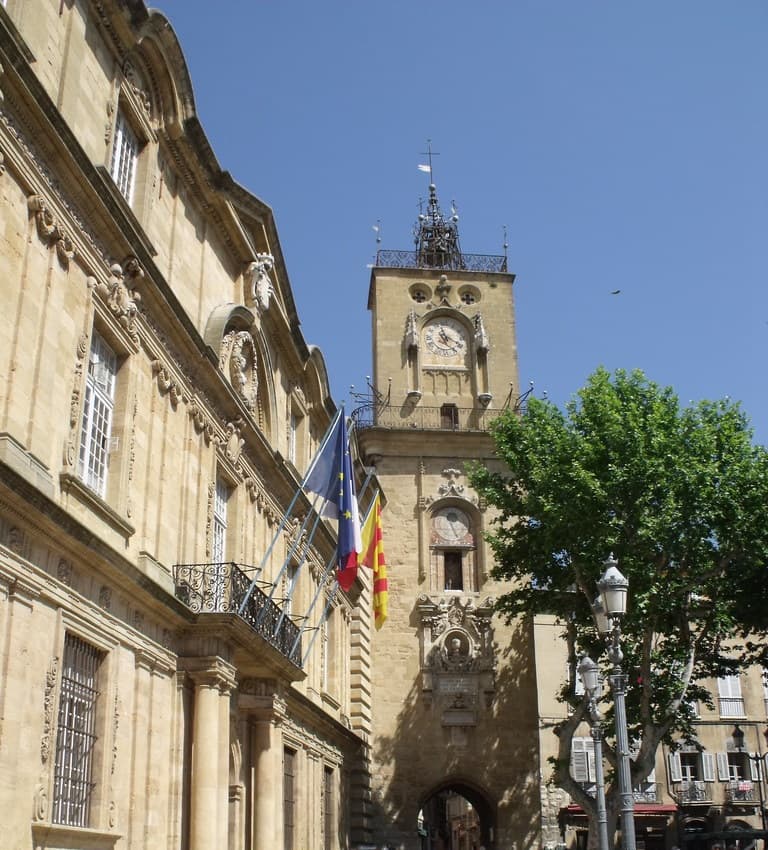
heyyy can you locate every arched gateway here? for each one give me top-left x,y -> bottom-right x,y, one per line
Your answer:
418,779 -> 495,850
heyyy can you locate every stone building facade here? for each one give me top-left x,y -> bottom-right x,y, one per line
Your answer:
0,2 -> 372,849
355,183 -> 543,850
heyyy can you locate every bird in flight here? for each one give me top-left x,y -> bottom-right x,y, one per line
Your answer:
610,289 -> 621,295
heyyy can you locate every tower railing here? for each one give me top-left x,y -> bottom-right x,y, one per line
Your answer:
351,404 -> 504,432
375,249 -> 507,274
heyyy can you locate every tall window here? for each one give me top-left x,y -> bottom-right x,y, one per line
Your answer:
109,111 -> 139,204
78,331 -> 117,498
283,747 -> 296,850
212,479 -> 229,563
287,412 -> 298,464
323,766 -> 334,849
717,675 -> 745,717
52,634 -> 103,827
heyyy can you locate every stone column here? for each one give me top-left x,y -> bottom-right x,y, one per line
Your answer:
241,679 -> 286,850
185,658 -> 236,850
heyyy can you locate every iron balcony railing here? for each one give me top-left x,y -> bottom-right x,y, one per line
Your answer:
677,780 -> 714,804
633,782 -> 662,804
174,562 -> 301,667
719,697 -> 746,718
727,780 -> 758,804
375,249 -> 507,274
352,404 -> 504,432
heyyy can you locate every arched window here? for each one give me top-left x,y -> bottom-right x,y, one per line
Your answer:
429,505 -> 477,592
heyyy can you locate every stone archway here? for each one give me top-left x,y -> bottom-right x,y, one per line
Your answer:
418,779 -> 495,850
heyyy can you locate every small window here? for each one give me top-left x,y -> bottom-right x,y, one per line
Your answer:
460,291 -> 476,305
444,551 -> 463,590
109,111 -> 139,204
78,331 -> 117,497
283,747 -> 296,850
323,766 -> 334,849
440,403 -> 459,430
52,634 -> 103,827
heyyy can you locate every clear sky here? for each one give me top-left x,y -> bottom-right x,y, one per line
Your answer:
154,2 -> 768,444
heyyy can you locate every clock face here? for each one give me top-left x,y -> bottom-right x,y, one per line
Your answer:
423,317 -> 468,358
433,508 -> 471,544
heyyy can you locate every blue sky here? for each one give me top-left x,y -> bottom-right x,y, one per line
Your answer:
155,2 -> 768,444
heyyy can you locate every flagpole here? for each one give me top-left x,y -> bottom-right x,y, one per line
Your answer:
301,581 -> 340,668
281,473 -> 376,651
237,406 -> 343,616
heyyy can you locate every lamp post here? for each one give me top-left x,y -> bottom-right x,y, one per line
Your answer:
596,554 -> 637,850
731,724 -> 768,833
578,654 -> 610,850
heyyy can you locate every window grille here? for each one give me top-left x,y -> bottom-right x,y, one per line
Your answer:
78,331 -> 117,497
52,634 -> 102,827
283,747 -> 296,850
109,111 -> 138,204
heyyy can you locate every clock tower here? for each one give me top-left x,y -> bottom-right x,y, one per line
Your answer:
355,180 -> 543,849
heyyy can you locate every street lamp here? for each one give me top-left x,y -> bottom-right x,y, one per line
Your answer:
595,554 -> 637,850
578,654 -> 610,850
731,724 -> 768,833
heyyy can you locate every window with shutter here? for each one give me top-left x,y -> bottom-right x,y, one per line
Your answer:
701,752 -> 715,782
716,752 -> 730,781
668,752 -> 682,783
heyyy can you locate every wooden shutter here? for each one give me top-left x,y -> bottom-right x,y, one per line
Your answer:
750,754 -> 760,781
702,752 -> 715,782
668,752 -> 682,783
716,752 -> 730,781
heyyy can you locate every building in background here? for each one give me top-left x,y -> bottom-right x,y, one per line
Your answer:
534,616 -> 768,850
0,1 -> 372,848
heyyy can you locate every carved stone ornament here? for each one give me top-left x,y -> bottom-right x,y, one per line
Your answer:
417,595 -> 496,719
435,274 -> 451,303
224,420 -> 245,464
40,657 -> 59,763
473,312 -> 490,353
220,331 -> 259,412
405,309 -> 419,350
438,467 -> 465,498
27,194 -> 75,268
188,396 -> 215,443
96,261 -> 142,343
244,253 -> 275,312
151,358 -> 184,407
123,60 -> 151,114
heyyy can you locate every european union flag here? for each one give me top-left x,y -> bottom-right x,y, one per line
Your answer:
304,411 -> 362,590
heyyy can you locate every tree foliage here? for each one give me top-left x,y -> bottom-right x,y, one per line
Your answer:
470,368 -> 768,840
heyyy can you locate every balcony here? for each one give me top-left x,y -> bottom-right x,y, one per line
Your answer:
633,782 -> 662,804
676,781 -> 714,804
727,780 -> 758,804
375,248 -> 507,273
174,562 -> 301,667
352,404 -> 504,433
719,697 -> 746,718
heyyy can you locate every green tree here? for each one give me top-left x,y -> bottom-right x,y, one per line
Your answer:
470,367 -> 768,848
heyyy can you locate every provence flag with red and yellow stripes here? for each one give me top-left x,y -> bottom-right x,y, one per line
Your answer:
360,492 -> 388,629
